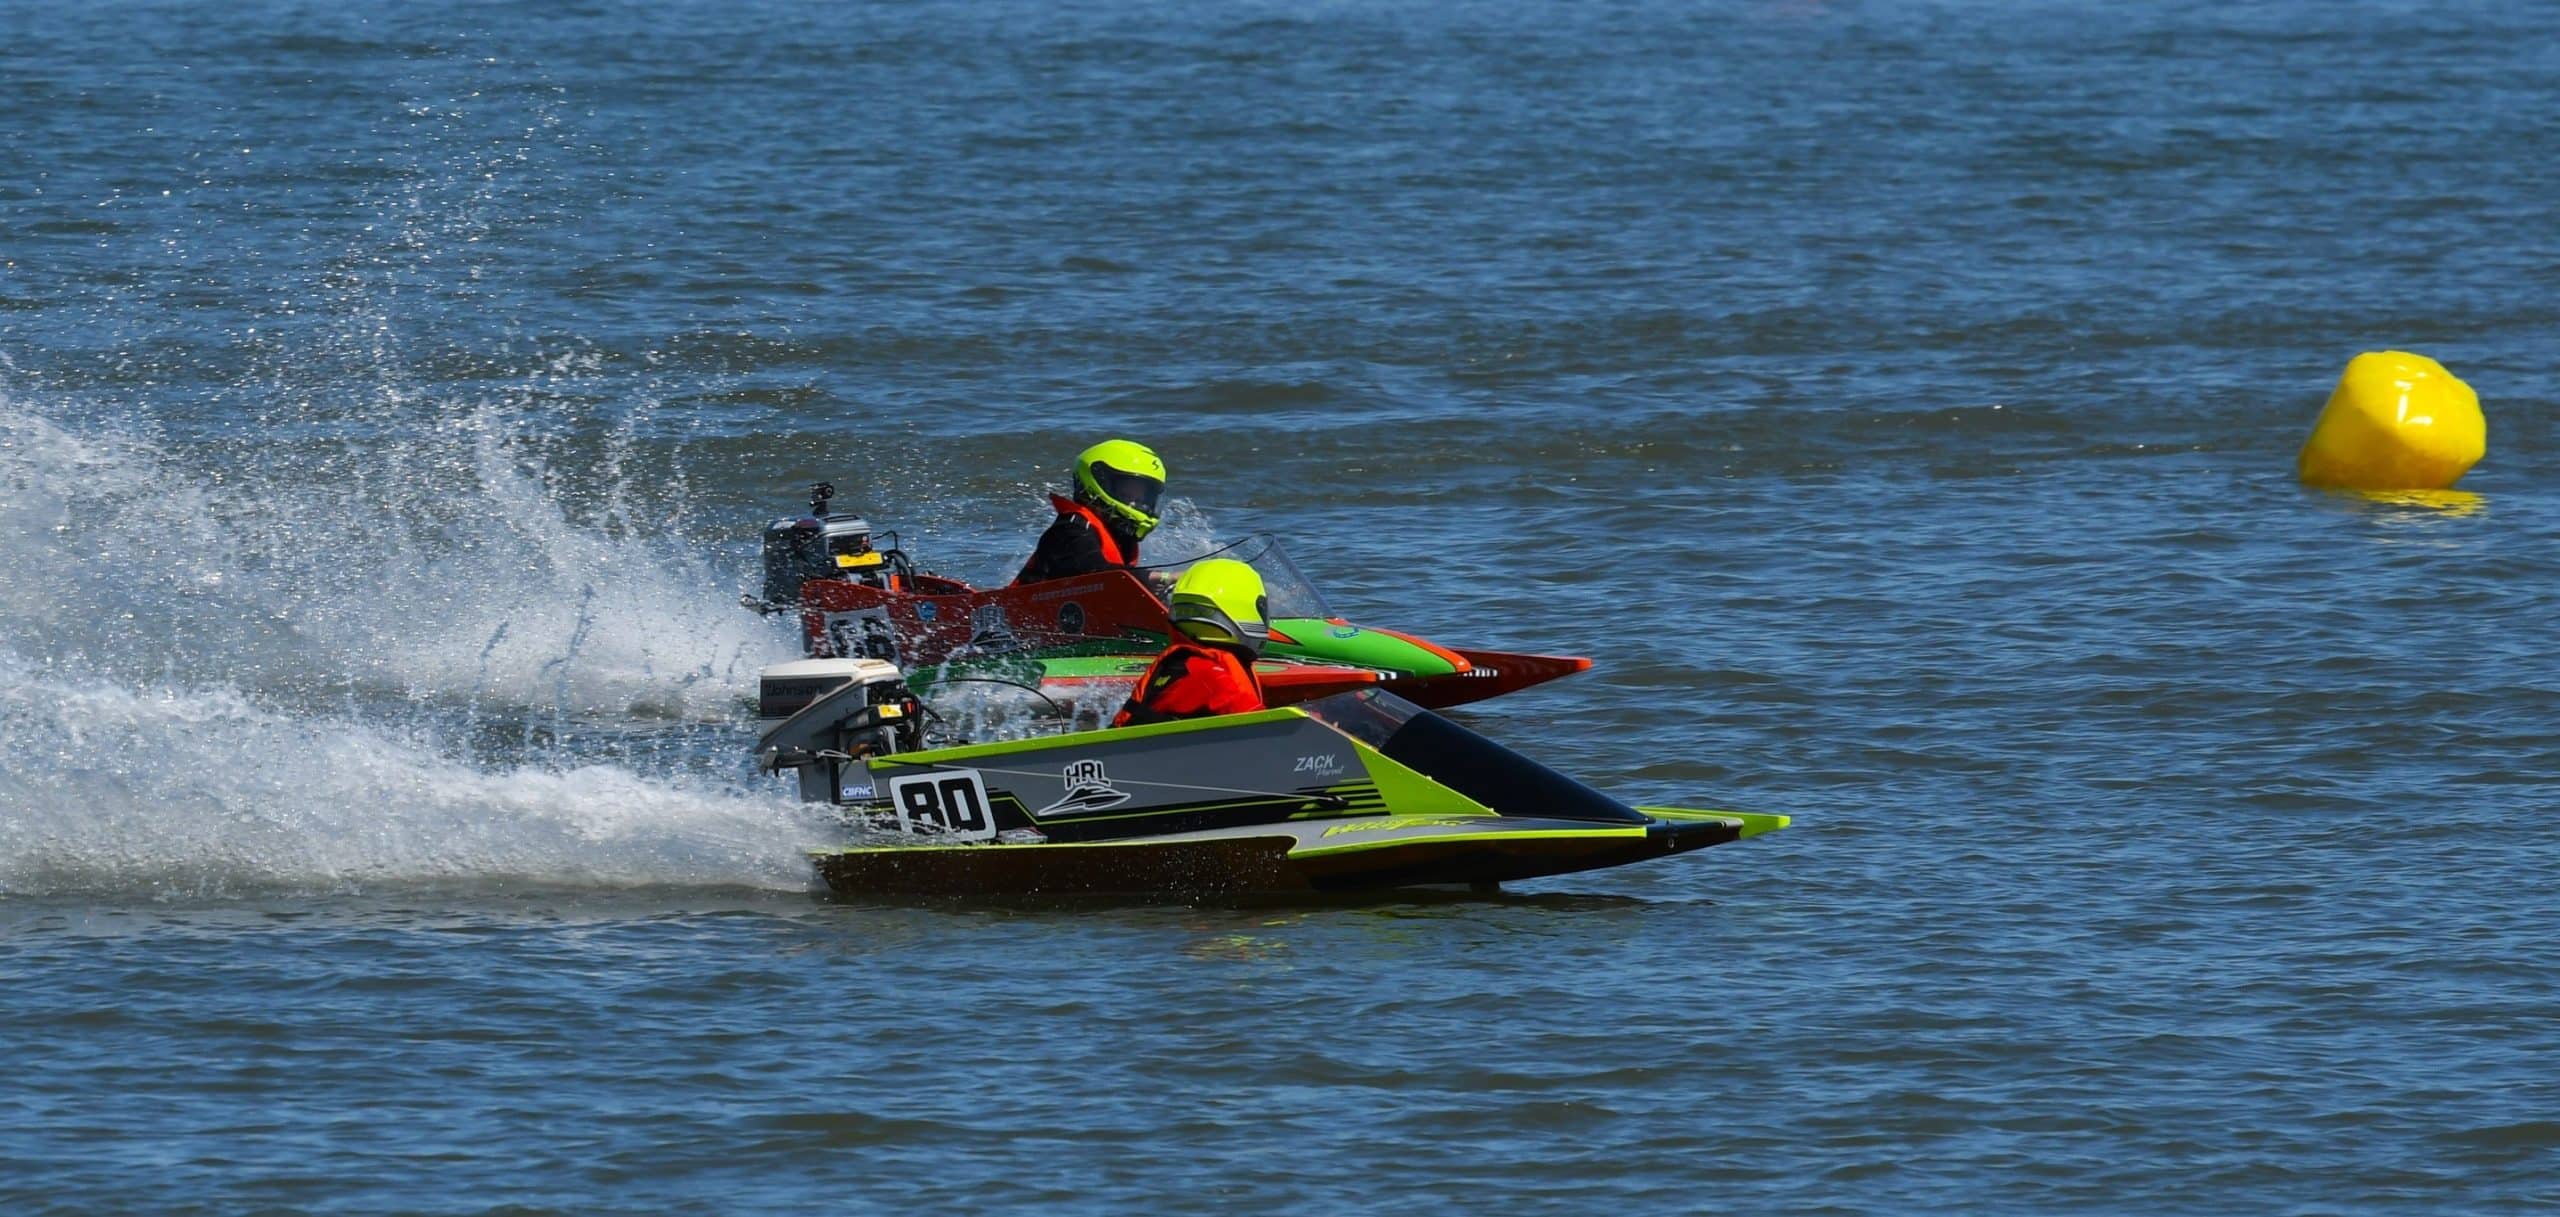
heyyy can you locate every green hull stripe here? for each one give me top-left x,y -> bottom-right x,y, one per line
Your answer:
1267,618 -> 1460,677
1287,825 -> 1650,859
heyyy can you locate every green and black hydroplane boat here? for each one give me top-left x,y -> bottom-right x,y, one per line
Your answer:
756,657 -> 1786,898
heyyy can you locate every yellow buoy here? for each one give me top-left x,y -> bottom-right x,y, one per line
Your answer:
2297,351 -> 2484,490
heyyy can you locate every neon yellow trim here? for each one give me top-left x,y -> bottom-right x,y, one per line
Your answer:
1288,806 -> 1491,822
1634,806 -> 1791,839
1289,826 -> 1649,859
1319,817 -> 1483,837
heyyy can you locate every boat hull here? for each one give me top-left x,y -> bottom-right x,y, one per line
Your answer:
809,808 -> 1780,898
772,686 -> 1786,899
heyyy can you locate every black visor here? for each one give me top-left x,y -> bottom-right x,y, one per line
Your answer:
1095,466 -> 1164,516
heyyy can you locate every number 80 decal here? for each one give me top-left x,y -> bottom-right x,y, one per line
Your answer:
885,769 -> 997,842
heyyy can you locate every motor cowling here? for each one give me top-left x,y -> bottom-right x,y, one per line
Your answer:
754,658 -> 922,803
753,482 -> 915,614
760,511 -> 880,607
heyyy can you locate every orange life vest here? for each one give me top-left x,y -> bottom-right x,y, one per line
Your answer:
1111,641 -> 1265,727
1053,494 -> 1127,566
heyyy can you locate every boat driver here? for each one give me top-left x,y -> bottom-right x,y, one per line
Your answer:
1111,558 -> 1268,726
1014,438 -> 1166,585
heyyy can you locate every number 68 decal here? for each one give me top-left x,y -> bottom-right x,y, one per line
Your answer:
885,769 -> 997,842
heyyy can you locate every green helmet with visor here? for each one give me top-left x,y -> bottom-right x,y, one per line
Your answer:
1168,558 -> 1270,655
1072,439 -> 1167,540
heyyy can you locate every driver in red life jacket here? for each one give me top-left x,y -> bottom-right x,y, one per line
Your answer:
1014,439 -> 1166,585
1111,558 -> 1269,726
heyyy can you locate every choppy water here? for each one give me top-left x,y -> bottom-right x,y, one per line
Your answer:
4,1 -> 2557,1212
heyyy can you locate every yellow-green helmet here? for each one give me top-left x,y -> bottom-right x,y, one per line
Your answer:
1168,558 -> 1269,653
1072,439 -> 1167,540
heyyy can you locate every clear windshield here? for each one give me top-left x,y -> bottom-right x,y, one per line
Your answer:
1295,687 -> 1423,747
1135,532 -> 1332,618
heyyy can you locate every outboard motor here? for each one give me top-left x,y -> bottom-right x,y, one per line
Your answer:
755,657 -> 924,803
752,483 -> 913,611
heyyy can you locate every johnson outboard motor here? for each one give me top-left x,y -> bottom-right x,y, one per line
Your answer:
754,657 -> 925,803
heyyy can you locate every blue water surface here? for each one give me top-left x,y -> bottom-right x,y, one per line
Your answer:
3,1 -> 2556,1213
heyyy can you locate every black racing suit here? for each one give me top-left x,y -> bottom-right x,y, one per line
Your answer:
1013,495 -> 1140,585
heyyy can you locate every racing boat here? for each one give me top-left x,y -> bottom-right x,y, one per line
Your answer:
757,657 -> 1786,898
747,485 -> 1590,711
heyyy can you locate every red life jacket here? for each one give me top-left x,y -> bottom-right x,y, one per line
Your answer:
1052,494 -> 1129,566
1111,641 -> 1265,727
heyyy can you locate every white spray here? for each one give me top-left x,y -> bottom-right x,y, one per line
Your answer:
0,392 -> 816,898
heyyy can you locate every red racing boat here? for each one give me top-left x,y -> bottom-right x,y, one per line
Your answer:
751,490 -> 1588,711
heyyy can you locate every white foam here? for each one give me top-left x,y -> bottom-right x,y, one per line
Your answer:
1134,497 -> 1219,572
0,653 -> 822,897
0,388 -> 827,897
0,398 -> 792,719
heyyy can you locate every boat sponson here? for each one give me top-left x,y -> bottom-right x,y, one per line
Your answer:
1380,647 -> 1593,709
1285,814 -> 1738,889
